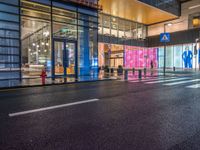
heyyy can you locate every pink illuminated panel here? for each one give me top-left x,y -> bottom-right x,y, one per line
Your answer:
125,46 -> 158,69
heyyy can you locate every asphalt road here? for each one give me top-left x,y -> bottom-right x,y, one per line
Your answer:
1,75 -> 200,150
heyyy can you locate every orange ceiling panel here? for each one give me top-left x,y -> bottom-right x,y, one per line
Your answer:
99,0 -> 178,25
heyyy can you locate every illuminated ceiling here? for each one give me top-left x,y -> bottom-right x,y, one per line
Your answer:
99,0 -> 178,25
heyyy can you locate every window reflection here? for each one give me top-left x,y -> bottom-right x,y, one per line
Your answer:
99,13 -> 147,40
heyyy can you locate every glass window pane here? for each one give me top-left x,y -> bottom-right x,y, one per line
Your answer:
166,46 -> 173,68
0,3 -> 19,14
111,17 -> 118,37
0,12 -> 19,22
158,47 -> 164,68
103,15 -> 110,36
53,22 -> 77,40
0,38 -> 19,47
0,0 -> 19,5
0,21 -> 19,30
174,45 -> 183,68
0,47 -> 19,55
125,21 -> 131,38
0,30 -> 19,38
0,55 -> 19,63
21,16 -> 51,78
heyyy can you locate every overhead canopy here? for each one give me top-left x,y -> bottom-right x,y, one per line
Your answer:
99,0 -> 178,25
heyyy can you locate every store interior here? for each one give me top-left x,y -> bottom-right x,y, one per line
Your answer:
21,17 -> 51,78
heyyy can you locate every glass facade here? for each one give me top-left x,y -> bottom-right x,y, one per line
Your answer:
20,0 -> 98,79
158,43 -> 200,69
0,0 -> 195,84
139,0 -> 180,16
99,42 -> 200,70
99,13 -> 147,40
98,43 -> 124,68
0,0 -> 20,80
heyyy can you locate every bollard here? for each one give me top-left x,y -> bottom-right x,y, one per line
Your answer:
132,68 -> 135,75
40,69 -> 47,85
173,66 -> 175,72
138,69 -> 142,79
124,70 -> 128,80
110,68 -> 114,74
144,68 -> 147,76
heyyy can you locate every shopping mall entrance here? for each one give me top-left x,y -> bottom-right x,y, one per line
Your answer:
53,39 -> 77,78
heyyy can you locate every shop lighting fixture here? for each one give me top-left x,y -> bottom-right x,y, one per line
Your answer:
32,43 -> 36,46
167,23 -> 173,26
37,45 -> 40,48
189,4 -> 200,10
41,42 -> 45,45
46,43 -> 49,46
44,49 -> 47,52
28,49 -> 31,52
38,50 -> 41,52
43,31 -> 50,37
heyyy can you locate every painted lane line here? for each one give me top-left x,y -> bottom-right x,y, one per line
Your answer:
129,77 -> 175,83
145,77 -> 189,84
9,99 -> 99,117
163,79 -> 200,86
186,84 -> 200,88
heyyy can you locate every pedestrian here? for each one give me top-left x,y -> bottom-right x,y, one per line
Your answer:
150,60 -> 154,69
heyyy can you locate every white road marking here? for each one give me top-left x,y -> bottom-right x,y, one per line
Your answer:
129,77 -> 174,83
145,77 -> 189,84
164,79 -> 200,86
186,84 -> 200,88
9,99 -> 99,117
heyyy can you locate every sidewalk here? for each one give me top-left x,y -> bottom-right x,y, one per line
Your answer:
0,74 -> 117,89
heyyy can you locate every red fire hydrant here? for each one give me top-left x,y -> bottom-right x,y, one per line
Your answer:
40,69 -> 47,85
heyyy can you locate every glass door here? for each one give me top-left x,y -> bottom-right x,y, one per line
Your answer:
54,39 -> 76,77
66,43 -> 75,75
54,40 -> 65,76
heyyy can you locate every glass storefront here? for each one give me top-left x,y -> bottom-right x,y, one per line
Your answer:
98,43 -> 124,68
125,46 -> 158,69
21,0 -> 51,78
157,43 -> 200,69
20,0 -> 98,79
99,42 -> 200,70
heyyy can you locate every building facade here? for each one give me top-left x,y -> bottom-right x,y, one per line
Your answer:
0,0 -> 99,80
1,0 -> 198,83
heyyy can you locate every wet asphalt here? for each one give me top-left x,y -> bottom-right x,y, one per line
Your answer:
1,75 -> 200,150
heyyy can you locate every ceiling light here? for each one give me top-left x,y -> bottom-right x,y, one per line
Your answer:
43,31 -> 50,37
189,4 -> 200,9
167,23 -> 173,26
32,43 -> 36,46
41,42 -> 45,45
37,45 -> 39,48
